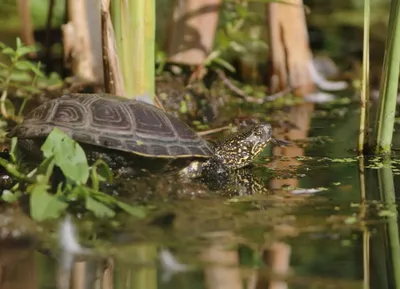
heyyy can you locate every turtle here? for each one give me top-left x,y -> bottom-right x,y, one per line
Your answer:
8,93 -> 277,179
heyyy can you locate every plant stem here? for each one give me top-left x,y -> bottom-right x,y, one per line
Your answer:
0,88 -> 9,118
0,158 -> 31,182
112,0 -> 155,102
372,0 -> 400,154
358,0 -> 370,154
18,62 -> 40,117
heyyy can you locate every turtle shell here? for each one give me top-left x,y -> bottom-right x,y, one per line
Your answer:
9,93 -> 214,159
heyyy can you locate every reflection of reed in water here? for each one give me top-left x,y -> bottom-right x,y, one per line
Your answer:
201,231 -> 243,289
0,240 -> 37,289
0,208 -> 41,289
200,231 -> 292,289
269,103 -> 314,191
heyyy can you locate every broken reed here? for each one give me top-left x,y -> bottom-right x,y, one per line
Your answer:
111,0 -> 155,102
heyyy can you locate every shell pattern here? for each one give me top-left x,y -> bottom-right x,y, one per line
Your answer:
10,93 -> 214,158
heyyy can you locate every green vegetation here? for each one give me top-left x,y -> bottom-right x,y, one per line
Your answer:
0,39 -> 60,125
212,1 -> 268,72
0,128 -> 147,221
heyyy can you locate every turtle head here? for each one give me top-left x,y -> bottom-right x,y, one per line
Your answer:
244,123 -> 273,146
180,123 -> 273,179
214,122 -> 273,170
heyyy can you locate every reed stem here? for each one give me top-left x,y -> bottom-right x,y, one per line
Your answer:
111,0 -> 155,102
372,0 -> 400,154
358,0 -> 370,154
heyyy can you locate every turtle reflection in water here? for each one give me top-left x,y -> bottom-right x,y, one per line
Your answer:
201,165 -> 269,195
8,93 -> 286,192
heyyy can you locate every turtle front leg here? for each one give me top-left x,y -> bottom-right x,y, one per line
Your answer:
179,157 -> 229,180
179,160 -> 206,179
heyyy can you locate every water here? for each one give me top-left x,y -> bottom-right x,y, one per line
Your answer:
1,99 -> 398,289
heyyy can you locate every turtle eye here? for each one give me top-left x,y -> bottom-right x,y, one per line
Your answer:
253,129 -> 263,138
247,131 -> 261,143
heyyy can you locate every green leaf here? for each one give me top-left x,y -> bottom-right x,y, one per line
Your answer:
229,41 -> 246,53
15,60 -> 45,77
116,201 -> 147,218
41,128 -> 89,184
236,4 -> 249,18
36,156 -> 55,183
216,31 -> 231,50
3,99 -> 15,116
10,137 -> 18,163
86,195 -> 116,218
212,57 -> 236,72
206,50 -> 221,64
0,157 -> 30,181
29,184 -> 68,221
68,185 -> 87,201
10,71 -> 33,82
92,159 -> 113,183
11,83 -> 41,93
2,47 -> 15,56
16,38 -> 22,49
2,190 -> 18,203
179,100 -> 188,114
15,61 -> 34,71
15,46 -> 37,58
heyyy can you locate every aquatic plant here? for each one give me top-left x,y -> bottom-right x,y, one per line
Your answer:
371,0 -> 400,154
0,38 -> 44,121
206,1 -> 268,73
0,38 -> 62,141
0,129 -> 146,221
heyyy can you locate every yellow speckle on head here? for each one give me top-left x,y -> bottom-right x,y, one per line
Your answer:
136,140 -> 144,146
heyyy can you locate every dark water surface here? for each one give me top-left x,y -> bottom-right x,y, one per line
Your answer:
1,100 -> 398,289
